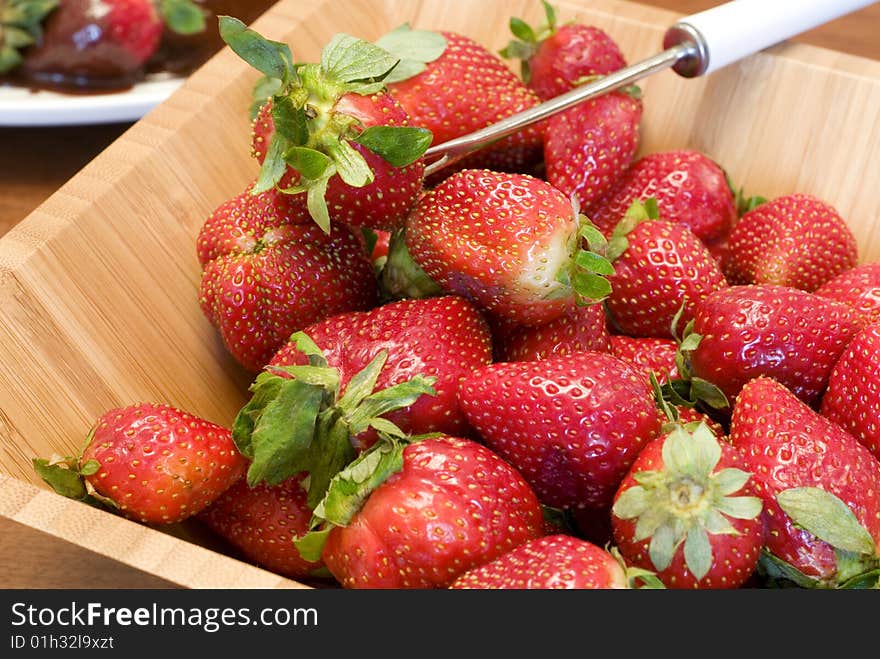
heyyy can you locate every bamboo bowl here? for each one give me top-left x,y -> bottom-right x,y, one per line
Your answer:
1,0 -> 878,589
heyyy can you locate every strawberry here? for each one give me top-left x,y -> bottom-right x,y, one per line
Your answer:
197,182 -> 378,372
589,150 -> 738,249
385,29 -> 544,177
729,377 -> 880,587
543,87 -> 643,212
199,473 -> 327,581
722,193 -> 859,292
267,295 -> 493,451
448,534 -> 660,590
312,435 -> 546,589
611,421 -> 763,589
34,403 -> 247,525
820,321 -> 880,460
609,335 -> 680,384
494,302 -> 613,362
604,201 -> 728,339
500,1 -> 627,100
682,284 -> 863,407
222,19 -> 432,232
815,262 -> 880,326
404,169 -> 614,327
457,350 -> 662,516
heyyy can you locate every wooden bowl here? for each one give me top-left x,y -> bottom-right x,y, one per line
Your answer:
1,0 -> 878,588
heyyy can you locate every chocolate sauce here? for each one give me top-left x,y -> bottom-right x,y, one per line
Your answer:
0,0 -> 278,96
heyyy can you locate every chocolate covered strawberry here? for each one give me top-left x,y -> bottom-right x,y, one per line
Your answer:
197,182 -> 378,372
221,18 -> 431,232
457,350 -> 662,515
821,321 -> 880,460
449,534 -> 660,590
34,403 -> 247,525
500,1 -> 627,100
730,377 -> 880,588
405,169 -> 614,327
611,421 -> 763,589
589,150 -> 738,250
722,193 -> 858,292
6,0 -> 203,88
310,434 -> 546,589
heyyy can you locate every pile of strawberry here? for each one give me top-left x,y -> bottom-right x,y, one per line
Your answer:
35,2 -> 880,590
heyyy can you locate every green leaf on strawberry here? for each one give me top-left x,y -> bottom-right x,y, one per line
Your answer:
354,126 -> 433,168
219,16 -> 295,83
777,486 -> 876,556
232,331 -> 436,505
321,33 -> 400,83
0,0 -> 59,74
158,0 -> 206,36
613,422 -> 762,581
374,23 -> 447,84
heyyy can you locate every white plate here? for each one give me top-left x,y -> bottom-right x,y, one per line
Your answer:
0,74 -> 184,127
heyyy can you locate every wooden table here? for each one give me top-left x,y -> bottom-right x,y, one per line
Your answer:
1,0 -> 878,588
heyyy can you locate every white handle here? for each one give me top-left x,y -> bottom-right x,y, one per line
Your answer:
664,0 -> 877,77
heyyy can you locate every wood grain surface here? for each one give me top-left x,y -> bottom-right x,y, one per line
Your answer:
1,0 -> 879,588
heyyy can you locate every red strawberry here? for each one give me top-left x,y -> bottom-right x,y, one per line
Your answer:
34,403 -> 247,525
386,30 -> 544,176
405,169 -> 613,327
815,262 -> 880,326
604,203 -> 729,339
611,421 -> 763,589
317,435 -> 546,589
729,377 -> 880,587
15,0 -> 164,86
224,23 -> 431,232
820,321 -> 880,460
197,182 -> 378,372
449,534 -> 655,590
494,302 -> 613,362
722,193 -> 858,292
543,88 -> 643,212
683,284 -> 863,407
199,474 -> 327,581
500,2 -> 627,100
457,351 -> 662,515
589,150 -> 738,248
268,295 -> 493,451
610,335 -> 680,384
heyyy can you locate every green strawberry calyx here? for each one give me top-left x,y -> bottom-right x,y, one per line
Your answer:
292,432 -> 430,562
563,214 -> 615,304
219,17 -> 433,233
499,0 -> 560,83
157,0 -> 207,36
231,330 -> 437,509
658,303 -> 730,415
0,0 -> 58,75
32,431 -> 117,511
374,23 -> 447,84
756,486 -> 880,589
608,546 -> 666,590
612,422 -> 763,582
378,226 -> 443,302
